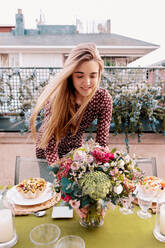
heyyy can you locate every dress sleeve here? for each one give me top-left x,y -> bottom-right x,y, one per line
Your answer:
96,90 -> 113,146
36,101 -> 59,165
44,136 -> 59,165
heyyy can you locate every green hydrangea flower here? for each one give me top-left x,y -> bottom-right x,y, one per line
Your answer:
79,171 -> 111,200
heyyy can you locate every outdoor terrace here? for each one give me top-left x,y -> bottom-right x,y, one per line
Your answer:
0,66 -> 165,185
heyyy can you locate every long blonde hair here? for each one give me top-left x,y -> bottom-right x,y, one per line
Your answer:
30,43 -> 104,148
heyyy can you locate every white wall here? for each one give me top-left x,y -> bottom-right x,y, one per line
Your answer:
21,53 -> 63,67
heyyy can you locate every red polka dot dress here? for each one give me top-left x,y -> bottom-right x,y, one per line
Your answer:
36,88 -> 113,165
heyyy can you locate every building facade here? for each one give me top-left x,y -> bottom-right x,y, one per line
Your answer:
0,9 -> 159,67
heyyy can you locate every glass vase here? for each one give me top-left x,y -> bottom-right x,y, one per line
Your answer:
79,201 -> 105,228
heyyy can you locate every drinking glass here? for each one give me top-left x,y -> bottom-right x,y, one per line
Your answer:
29,223 -> 61,248
56,235 -> 85,248
137,185 -> 157,219
119,194 -> 134,215
0,194 -> 18,247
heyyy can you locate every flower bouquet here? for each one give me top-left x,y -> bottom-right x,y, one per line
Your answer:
51,139 -> 143,227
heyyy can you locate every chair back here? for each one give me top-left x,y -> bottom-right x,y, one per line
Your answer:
135,157 -> 157,177
14,156 -> 54,185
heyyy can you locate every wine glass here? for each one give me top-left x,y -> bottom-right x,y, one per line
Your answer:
137,184 -> 157,219
120,194 -> 134,215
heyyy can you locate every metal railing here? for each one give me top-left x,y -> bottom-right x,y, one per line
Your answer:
0,66 -> 165,115
0,67 -> 61,114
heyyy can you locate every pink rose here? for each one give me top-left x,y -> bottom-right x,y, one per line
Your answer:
110,170 -> 115,176
91,147 -> 114,163
69,200 -> 80,210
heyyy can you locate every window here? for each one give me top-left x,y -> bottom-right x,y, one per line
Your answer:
0,54 -> 9,66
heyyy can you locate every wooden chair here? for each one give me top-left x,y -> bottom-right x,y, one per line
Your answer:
135,157 -> 157,177
14,156 -> 54,185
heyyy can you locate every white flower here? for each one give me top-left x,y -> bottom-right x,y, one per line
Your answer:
102,163 -> 110,172
104,163 -> 109,167
124,155 -> 131,163
118,160 -> 125,168
81,165 -> 86,173
110,161 -> 117,167
114,151 -> 120,158
114,184 -> 123,194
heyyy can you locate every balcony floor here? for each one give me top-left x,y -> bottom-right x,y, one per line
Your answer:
0,132 -> 165,185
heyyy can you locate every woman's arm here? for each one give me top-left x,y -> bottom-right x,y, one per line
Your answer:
96,89 -> 113,146
36,101 -> 59,165
44,136 -> 59,164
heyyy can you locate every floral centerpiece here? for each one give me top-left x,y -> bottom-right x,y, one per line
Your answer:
51,139 -> 143,227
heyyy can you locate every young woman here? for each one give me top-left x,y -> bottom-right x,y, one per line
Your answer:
30,43 -> 113,165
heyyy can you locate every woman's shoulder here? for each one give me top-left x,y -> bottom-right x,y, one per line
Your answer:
87,88 -> 112,110
94,87 -> 112,102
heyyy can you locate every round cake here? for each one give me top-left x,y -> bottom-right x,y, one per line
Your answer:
16,177 -> 47,199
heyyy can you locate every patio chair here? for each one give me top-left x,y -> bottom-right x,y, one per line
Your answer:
135,157 -> 157,177
14,156 -> 54,185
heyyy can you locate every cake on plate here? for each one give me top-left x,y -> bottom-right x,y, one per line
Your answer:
134,176 -> 165,213
141,176 -> 165,191
16,177 -> 47,199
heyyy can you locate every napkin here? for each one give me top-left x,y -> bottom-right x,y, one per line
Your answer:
52,206 -> 73,218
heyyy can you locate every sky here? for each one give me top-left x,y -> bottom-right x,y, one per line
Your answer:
0,0 -> 164,66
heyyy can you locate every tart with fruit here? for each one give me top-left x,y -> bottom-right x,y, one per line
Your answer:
141,176 -> 165,191
16,177 -> 47,199
134,176 -> 165,213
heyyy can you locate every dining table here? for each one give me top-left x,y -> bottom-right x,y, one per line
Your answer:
10,203 -> 165,248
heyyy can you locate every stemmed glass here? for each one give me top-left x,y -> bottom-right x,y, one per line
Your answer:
137,184 -> 158,219
120,194 -> 134,215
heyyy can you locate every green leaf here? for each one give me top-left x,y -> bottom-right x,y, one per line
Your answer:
49,165 -> 59,174
61,177 -> 72,193
110,148 -> 116,154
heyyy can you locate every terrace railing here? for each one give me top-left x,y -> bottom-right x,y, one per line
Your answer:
0,66 -> 165,115
0,66 -> 165,150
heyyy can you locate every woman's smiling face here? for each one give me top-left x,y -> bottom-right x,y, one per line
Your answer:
72,60 -> 99,104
